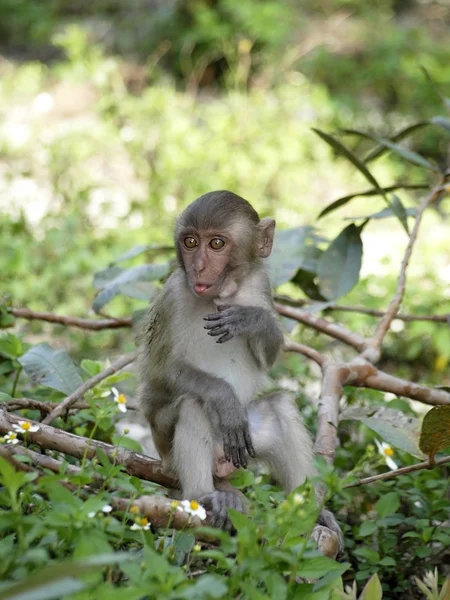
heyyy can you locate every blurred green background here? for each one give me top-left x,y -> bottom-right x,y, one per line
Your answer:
0,1 -> 450,595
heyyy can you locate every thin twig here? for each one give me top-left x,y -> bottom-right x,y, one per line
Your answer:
9,307 -> 132,330
344,455 -> 450,488
5,397 -> 139,413
283,338 -> 326,366
274,295 -> 450,323
275,303 -> 367,352
363,182 -> 448,362
42,352 -> 137,425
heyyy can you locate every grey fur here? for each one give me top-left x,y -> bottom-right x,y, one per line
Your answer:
136,191 -> 343,551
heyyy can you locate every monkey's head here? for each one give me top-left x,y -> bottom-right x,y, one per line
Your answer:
175,190 -> 275,298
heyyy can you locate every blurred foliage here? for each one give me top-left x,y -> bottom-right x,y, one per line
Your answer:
0,0 -> 449,596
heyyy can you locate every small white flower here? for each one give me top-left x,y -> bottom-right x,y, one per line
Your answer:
12,421 -> 40,433
375,439 -> 398,471
112,387 -> 127,413
102,505 -> 113,513
179,499 -> 207,520
87,511 -> 96,518
293,493 -> 305,506
130,517 -> 151,530
4,431 -> 19,445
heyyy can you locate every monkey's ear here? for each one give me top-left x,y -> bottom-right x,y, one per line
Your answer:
257,218 -> 276,258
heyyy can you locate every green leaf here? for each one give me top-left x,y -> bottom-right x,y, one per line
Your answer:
173,574 -> 228,599
0,334 -> 23,359
297,556 -> 343,579
80,359 -> 103,376
268,227 -> 319,288
18,343 -> 83,395
317,184 -> 426,220
292,268 -> 326,301
343,129 -> 437,171
390,195 -> 409,235
431,116 -> 450,133
358,521 -> 378,537
360,573 -> 383,600
419,405 -> 450,461
317,224 -> 363,300
340,406 -> 424,458
0,392 -> 12,402
375,492 -> 400,518
344,206 -> 417,222
363,122 -> 430,163
92,263 -> 170,312
312,128 -> 384,193
118,281 -> 157,301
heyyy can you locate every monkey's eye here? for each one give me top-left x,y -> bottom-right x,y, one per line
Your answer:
183,237 -> 197,249
209,238 -> 225,250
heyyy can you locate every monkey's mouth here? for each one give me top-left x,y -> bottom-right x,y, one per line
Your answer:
194,283 -> 212,295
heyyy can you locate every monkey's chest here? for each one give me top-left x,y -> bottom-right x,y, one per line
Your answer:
179,318 -> 268,404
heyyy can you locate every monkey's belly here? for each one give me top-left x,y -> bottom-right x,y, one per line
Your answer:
187,336 -> 269,404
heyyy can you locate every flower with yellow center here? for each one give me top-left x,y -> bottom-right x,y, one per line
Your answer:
4,431 -> 19,445
130,505 -> 140,515
12,421 -> 40,434
178,499 -> 207,520
112,387 -> 127,413
130,517 -> 151,530
375,439 -> 398,471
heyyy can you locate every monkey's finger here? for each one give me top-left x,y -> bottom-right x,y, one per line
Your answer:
207,326 -> 229,337
237,432 -> 248,468
217,304 -> 231,312
203,320 -> 227,330
217,332 -> 233,344
229,437 -> 241,468
222,435 -> 232,463
244,427 -> 256,458
203,312 -> 223,321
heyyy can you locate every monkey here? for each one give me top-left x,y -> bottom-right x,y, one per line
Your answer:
137,190 -> 342,553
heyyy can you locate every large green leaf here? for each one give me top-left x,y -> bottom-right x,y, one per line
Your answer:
390,194 -> 410,235
341,406 -> 424,458
317,224 -> 364,300
0,553 -> 132,600
343,128 -> 438,171
360,573 -> 383,600
92,263 -> 170,312
364,121 -> 430,163
317,184 -> 426,220
18,343 -> 83,395
419,405 -> 450,462
268,227 -> 319,288
312,128 -> 384,192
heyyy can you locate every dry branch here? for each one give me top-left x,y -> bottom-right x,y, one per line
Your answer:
344,455 -> 450,488
5,397 -> 139,413
275,303 -> 367,352
0,409 -> 176,489
9,307 -> 132,330
274,295 -> 450,323
42,351 -> 137,425
363,182 -> 448,362
283,338 -> 326,366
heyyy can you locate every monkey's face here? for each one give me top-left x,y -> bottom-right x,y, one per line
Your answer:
179,232 -> 234,298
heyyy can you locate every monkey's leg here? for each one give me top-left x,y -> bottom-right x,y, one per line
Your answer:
248,391 -> 343,556
172,396 -> 244,529
248,391 -> 316,491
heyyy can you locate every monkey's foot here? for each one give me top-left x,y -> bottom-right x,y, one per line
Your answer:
310,525 -> 340,559
199,490 -> 245,531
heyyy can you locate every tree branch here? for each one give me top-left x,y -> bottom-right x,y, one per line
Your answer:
275,303 -> 367,352
314,361 -> 344,463
274,295 -> 450,323
344,455 -> 450,488
283,338 -> 326,366
42,352 -> 137,425
363,182 -> 448,362
0,409 -> 176,489
5,397 -> 139,413
8,307 -> 132,330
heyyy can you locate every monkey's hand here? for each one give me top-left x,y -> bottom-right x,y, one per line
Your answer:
216,401 -> 256,468
203,305 -> 264,343
199,490 -> 246,531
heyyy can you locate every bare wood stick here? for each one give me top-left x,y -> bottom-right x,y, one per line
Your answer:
275,303 -> 367,352
0,410 -> 176,488
6,397 -> 139,413
344,455 -> 450,488
9,308 -> 132,330
5,445 -> 89,476
274,295 -> 450,323
363,182 -> 448,362
42,351 -> 137,425
314,361 -> 344,463
283,338 -> 326,366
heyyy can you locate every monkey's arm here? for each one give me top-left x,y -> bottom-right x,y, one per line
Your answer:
203,305 -> 284,369
168,362 -> 256,468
